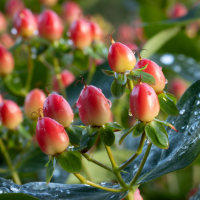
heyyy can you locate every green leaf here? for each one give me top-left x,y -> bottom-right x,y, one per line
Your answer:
115,73 -> 127,85
105,122 -> 124,132
57,151 -> 82,173
46,157 -> 56,185
145,121 -> 169,149
17,125 -> 31,139
65,126 -> 84,145
127,70 -> 155,85
101,69 -> 115,76
141,27 -> 181,59
132,122 -> 146,137
158,92 -> 179,116
111,80 -> 126,99
165,93 -> 177,104
0,194 -> 39,200
99,127 -> 115,146
135,64 -> 148,71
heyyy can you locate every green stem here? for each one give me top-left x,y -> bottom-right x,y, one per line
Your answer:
0,168 -> 9,173
73,173 -> 125,192
129,143 -> 152,187
118,133 -> 146,171
82,153 -> 113,173
25,46 -> 34,92
38,56 -> 54,70
53,57 -> 67,99
0,139 -> 21,184
104,145 -> 118,169
124,190 -> 135,200
127,79 -> 134,93
119,126 -> 136,145
86,60 -> 96,85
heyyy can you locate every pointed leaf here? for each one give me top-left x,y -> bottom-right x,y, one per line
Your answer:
102,69 -> 115,76
65,126 -> 84,145
46,157 -> 56,185
99,126 -> 115,146
132,122 -> 146,137
105,122 -> 124,132
165,93 -> 177,104
57,151 -> 82,173
135,64 -> 148,71
158,92 -> 179,116
145,121 -> 169,149
115,73 -> 127,85
111,80 -> 126,99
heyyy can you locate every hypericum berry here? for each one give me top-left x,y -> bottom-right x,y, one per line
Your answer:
0,12 -> 7,33
36,117 -> 69,155
76,82 -> 111,126
129,83 -> 160,122
52,70 -> 75,92
24,89 -> 46,120
0,100 -> 23,130
90,21 -> 102,41
168,78 -> 188,99
62,1 -> 82,24
107,35 -> 136,73
0,45 -> 14,76
0,33 -> 14,49
69,19 -> 93,49
124,42 -> 139,51
13,8 -> 37,38
122,189 -> 143,200
43,94 -> 74,127
133,19 -> 145,42
39,0 -> 58,7
117,24 -> 135,43
135,58 -> 166,93
170,3 -> 188,19
38,9 -> 63,41
5,0 -> 24,18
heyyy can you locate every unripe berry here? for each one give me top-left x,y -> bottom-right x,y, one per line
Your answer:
135,58 -> 166,93
38,9 -> 63,41
108,42 -> 136,73
52,70 -> 75,92
69,19 -> 93,49
0,45 -> 14,76
43,94 -> 74,127
90,21 -> 102,41
39,0 -> 58,7
170,3 -> 188,19
13,8 -> 37,38
0,33 -> 14,49
5,0 -> 24,18
0,100 -> 23,130
62,1 -> 82,24
130,83 -> 160,122
24,89 -> 46,120
0,12 -> 7,33
76,85 -> 111,126
36,117 -> 69,155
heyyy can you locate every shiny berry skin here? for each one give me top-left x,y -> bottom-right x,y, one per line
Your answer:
38,9 -> 63,41
52,70 -> 75,92
168,78 -> 188,99
108,42 -> 136,73
43,94 -> 74,127
5,0 -> 24,18
170,3 -> 188,19
135,58 -> 166,93
0,100 -> 23,130
76,85 -> 111,126
36,117 -> 69,155
0,12 -> 7,33
24,89 -> 46,120
62,1 -> 82,24
90,21 -> 102,41
0,33 -> 14,49
69,19 -> 93,49
0,45 -> 14,76
130,83 -> 160,122
39,0 -> 58,7
13,8 -> 37,38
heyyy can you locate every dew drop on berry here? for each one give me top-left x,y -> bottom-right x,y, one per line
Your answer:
147,91 -> 151,95
165,79 -> 168,84
107,99 -> 112,108
58,96 -> 63,102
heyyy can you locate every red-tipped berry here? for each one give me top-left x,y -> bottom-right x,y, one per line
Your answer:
36,117 -> 69,155
5,0 -> 24,18
13,8 -> 37,38
108,39 -> 136,73
38,9 -> 63,41
90,21 -> 102,41
0,12 -> 7,33
52,70 -> 75,92
62,1 -> 82,24
24,89 -> 46,120
0,33 -> 14,49
76,85 -> 111,126
69,19 -> 93,49
43,94 -> 74,127
0,45 -> 14,76
170,3 -> 188,19
0,100 -> 23,130
130,83 -> 160,122
135,58 -> 166,93
39,0 -> 58,7
117,24 -> 135,43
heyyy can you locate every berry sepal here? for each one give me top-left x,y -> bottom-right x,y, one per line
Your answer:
46,157 -> 56,185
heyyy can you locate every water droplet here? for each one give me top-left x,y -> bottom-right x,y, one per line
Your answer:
196,100 -> 200,105
194,111 -> 198,115
10,185 -> 21,193
98,88 -> 102,92
128,109 -> 132,116
2,182 -> 7,187
160,54 -> 174,65
68,146 -> 74,151
66,189 -> 70,194
165,79 -> 168,84
181,126 -> 185,130
101,182 -> 106,186
147,139 -> 151,144
107,99 -> 112,108
110,194 -> 115,198
180,109 -> 185,115
0,187 -> 10,194
58,96 -> 63,102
